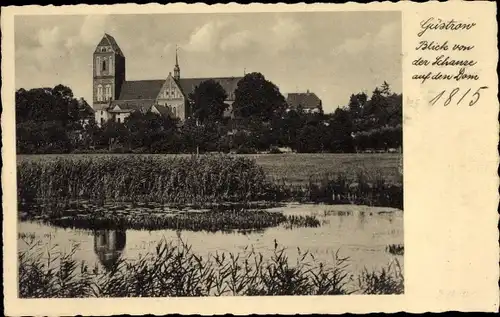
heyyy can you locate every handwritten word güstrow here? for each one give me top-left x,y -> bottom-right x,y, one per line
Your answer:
418,17 -> 476,37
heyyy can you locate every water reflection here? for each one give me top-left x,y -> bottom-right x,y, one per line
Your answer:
93,230 -> 127,271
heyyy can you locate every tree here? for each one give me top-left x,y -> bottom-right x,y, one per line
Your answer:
347,92 -> 368,125
99,121 -> 130,150
233,72 -> 287,121
188,80 -> 228,124
179,118 -> 223,153
124,112 -> 178,150
327,108 -> 355,153
15,85 -> 91,153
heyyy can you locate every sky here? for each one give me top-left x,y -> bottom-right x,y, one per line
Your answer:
15,12 -> 401,113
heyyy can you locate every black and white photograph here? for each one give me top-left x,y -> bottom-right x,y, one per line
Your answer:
15,10 -> 403,298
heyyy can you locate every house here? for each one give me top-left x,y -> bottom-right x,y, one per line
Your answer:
77,97 -> 95,127
92,33 -> 243,126
286,90 -> 323,113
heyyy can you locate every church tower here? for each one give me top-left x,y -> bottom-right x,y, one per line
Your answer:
93,34 -> 126,107
173,46 -> 180,81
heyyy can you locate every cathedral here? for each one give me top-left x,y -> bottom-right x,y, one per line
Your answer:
92,33 -> 243,126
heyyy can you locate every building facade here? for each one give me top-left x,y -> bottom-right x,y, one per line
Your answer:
286,90 -> 323,113
92,34 -> 243,126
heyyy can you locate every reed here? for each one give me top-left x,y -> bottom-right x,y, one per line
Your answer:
44,209 -> 289,232
18,154 -> 275,205
19,239 -> 404,298
300,169 -> 403,209
358,259 -> 404,294
386,244 -> 404,256
26,206 -> 322,232
284,215 -> 321,228
18,154 -> 402,209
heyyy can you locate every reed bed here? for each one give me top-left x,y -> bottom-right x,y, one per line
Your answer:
18,154 -> 402,210
357,259 -> 404,295
302,171 -> 403,209
19,239 -> 404,298
18,154 -> 275,206
21,202 -> 322,232
386,244 -> 404,256
45,209 -> 288,232
283,215 -> 321,228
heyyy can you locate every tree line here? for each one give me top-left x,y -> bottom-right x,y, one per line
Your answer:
15,73 -> 402,154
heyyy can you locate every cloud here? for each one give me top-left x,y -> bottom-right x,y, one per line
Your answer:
333,21 -> 399,55
218,17 -> 304,54
219,30 -> 252,52
184,21 -> 229,53
17,26 -> 69,70
79,15 -> 109,46
270,17 -> 304,51
37,26 -> 61,48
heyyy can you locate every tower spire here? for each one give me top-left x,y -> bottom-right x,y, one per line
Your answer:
175,45 -> 179,66
174,45 -> 180,80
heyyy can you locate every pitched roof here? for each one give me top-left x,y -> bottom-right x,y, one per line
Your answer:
97,33 -> 125,57
109,99 -> 156,113
177,77 -> 243,101
78,98 -> 95,118
118,80 -> 165,100
286,92 -> 322,110
152,104 -> 172,117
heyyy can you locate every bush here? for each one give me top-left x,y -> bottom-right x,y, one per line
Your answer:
269,146 -> 283,154
235,145 -> 257,154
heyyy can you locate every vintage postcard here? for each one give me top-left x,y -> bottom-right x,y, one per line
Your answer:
2,2 -> 498,315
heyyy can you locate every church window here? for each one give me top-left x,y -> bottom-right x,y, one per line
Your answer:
117,117 -> 121,123
97,84 -> 103,101
172,106 -> 177,117
102,58 -> 107,72
105,85 -> 112,100
100,118 -> 104,125
96,57 -> 101,75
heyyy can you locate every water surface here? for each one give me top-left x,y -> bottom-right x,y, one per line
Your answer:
18,203 -> 403,276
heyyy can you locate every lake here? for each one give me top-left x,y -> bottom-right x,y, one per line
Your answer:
18,203 -> 403,277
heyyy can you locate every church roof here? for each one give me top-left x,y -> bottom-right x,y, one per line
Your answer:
286,92 -> 322,110
97,33 -> 125,57
115,77 -> 243,105
152,104 -> 173,117
109,99 -> 156,112
177,77 -> 243,101
118,80 -> 165,100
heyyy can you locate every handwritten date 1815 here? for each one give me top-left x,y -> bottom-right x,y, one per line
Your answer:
429,86 -> 488,107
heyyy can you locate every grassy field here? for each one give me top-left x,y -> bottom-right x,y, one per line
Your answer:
17,153 -> 403,186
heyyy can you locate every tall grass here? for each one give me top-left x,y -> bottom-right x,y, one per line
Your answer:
44,209 -> 290,232
303,170 -> 403,209
18,155 -> 274,206
21,202 -> 322,232
19,239 -> 404,297
18,154 -> 403,210
358,259 -> 404,294
386,244 -> 404,256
